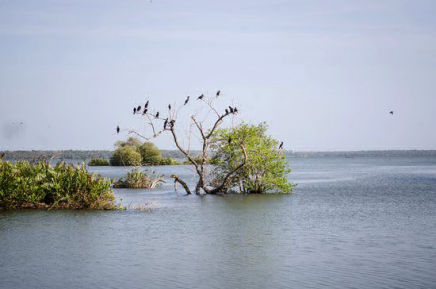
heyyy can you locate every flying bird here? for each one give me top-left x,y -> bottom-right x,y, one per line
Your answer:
116,126 -> 120,134
389,111 -> 394,115
216,90 -> 221,97
145,101 -> 149,108
155,112 -> 160,118
169,119 -> 175,127
197,94 -> 204,100
279,142 -> 283,149
133,107 -> 137,114
184,96 -> 190,105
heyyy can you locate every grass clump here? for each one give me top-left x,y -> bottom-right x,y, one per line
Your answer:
0,160 -> 119,210
113,168 -> 164,189
88,158 -> 110,166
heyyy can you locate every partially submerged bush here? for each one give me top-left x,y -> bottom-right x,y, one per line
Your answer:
211,122 -> 294,194
159,157 -> 179,165
88,158 -> 110,166
110,146 -> 142,166
113,168 -> 164,189
0,160 -> 118,210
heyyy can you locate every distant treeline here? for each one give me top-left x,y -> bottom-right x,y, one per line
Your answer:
2,149 -> 436,162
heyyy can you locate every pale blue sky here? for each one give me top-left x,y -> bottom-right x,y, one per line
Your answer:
1,0 -> 435,150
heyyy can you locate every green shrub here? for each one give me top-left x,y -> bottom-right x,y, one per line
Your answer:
0,160 -> 118,210
88,158 -> 110,166
159,157 -> 179,165
211,122 -> 294,194
138,142 -> 162,165
113,169 -> 164,189
110,146 -> 142,166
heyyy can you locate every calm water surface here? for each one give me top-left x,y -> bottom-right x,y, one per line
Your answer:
1,156 -> 436,289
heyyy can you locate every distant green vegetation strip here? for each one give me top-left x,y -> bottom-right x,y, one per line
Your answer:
0,160 -> 119,210
88,158 -> 110,166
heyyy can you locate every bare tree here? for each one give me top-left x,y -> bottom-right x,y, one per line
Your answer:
126,93 -> 247,195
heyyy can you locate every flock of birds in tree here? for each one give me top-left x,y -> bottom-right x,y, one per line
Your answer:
115,90 -> 300,150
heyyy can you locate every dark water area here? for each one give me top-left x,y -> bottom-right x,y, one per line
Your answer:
1,155 -> 436,289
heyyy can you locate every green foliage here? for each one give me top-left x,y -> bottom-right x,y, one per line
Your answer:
110,146 -> 143,166
111,137 -> 178,166
113,168 -> 164,189
0,160 -> 118,210
88,158 -> 110,166
114,137 -> 143,148
159,157 -> 179,165
138,142 -> 162,165
211,122 -> 293,194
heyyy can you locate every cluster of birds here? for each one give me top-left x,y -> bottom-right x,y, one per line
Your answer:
118,91 -> 226,134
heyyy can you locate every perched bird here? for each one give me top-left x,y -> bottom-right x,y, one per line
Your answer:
184,96 -> 190,105
228,137 -> 232,144
145,100 -> 149,108
163,118 -> 168,129
197,94 -> 204,100
228,106 -> 234,113
169,119 -> 175,127
116,126 -> 120,134
155,112 -> 160,118
137,105 -> 141,112
143,108 -> 148,115
234,107 -> 238,113
216,90 -> 221,97
225,109 -> 229,115
389,111 -> 394,115
133,107 -> 137,114
168,104 -> 171,110
279,141 -> 283,149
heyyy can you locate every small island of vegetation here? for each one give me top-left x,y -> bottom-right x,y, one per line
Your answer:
110,137 -> 178,166
88,158 -> 110,166
0,159 -> 118,210
113,168 -> 164,189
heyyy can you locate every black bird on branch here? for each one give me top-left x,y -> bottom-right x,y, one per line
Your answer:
197,94 -> 204,100
234,107 -> 238,113
389,111 -> 394,115
168,104 -> 171,110
169,119 -> 175,127
225,109 -> 229,115
216,90 -> 221,97
133,107 -> 137,114
184,96 -> 190,105
279,141 -> 283,149
164,118 -> 168,129
143,108 -> 148,115
228,106 -> 234,113
155,112 -> 160,118
116,126 -> 120,134
145,100 -> 149,108
137,105 -> 141,112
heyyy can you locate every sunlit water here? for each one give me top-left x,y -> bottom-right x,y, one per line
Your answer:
1,156 -> 436,289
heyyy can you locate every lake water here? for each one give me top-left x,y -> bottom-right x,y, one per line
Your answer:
1,155 -> 436,289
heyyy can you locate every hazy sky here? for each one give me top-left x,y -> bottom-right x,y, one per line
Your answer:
1,0 -> 436,151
